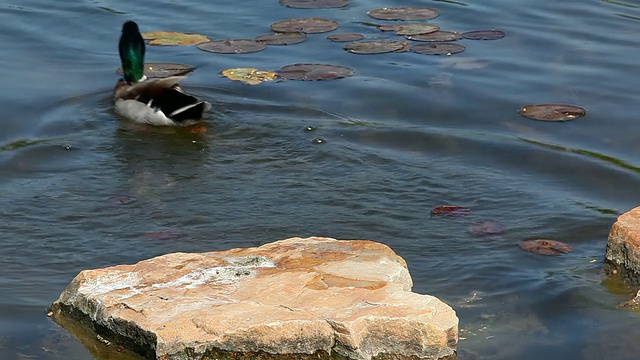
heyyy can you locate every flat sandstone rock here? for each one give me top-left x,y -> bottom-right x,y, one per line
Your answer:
605,206 -> 640,285
49,237 -> 458,360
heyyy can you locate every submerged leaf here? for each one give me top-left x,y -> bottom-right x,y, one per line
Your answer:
344,40 -> 409,54
142,31 -> 209,45
410,42 -> 465,55
406,30 -> 462,42
379,23 -> 439,36
470,221 -> 505,236
277,63 -> 353,80
255,32 -> 307,45
197,39 -> 267,54
221,68 -> 278,85
519,239 -> 572,256
368,7 -> 439,21
462,29 -> 506,40
327,33 -> 365,42
271,18 -> 340,34
431,205 -> 472,216
280,0 -> 348,8
518,104 -> 586,122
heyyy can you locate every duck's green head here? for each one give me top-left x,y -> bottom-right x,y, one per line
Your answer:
119,21 -> 145,83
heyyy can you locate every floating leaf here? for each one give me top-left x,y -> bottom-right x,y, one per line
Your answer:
519,239 -> 572,256
368,7 -> 439,21
277,63 -> 353,80
197,39 -> 267,54
107,195 -> 137,205
518,104 -> 586,122
280,0 -> 348,9
344,40 -> 409,54
117,63 -> 194,78
255,32 -> 307,45
407,30 -> 462,42
431,205 -> 471,216
379,23 -> 439,36
142,31 -> 209,45
221,68 -> 279,85
410,42 -> 465,55
470,221 -> 505,236
271,18 -> 340,34
462,29 -> 506,40
327,33 -> 365,42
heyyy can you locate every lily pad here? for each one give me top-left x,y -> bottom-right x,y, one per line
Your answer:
431,205 -> 471,216
197,39 -> 267,54
379,23 -> 439,36
470,221 -> 505,236
518,104 -> 587,122
368,7 -> 440,21
117,63 -> 194,78
280,0 -> 348,8
142,31 -> 209,46
519,239 -> 572,256
410,42 -> 465,55
277,63 -> 353,80
462,29 -> 506,40
271,18 -> 340,34
327,33 -> 365,42
344,40 -> 409,54
406,30 -> 462,42
221,68 -> 279,85
255,32 -> 307,45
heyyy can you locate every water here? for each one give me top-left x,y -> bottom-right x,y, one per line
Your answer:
2,0 -> 640,359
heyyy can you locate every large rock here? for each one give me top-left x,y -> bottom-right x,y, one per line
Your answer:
49,237 -> 458,360
605,206 -> 640,285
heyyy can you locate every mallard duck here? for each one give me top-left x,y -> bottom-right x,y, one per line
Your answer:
114,21 -> 211,126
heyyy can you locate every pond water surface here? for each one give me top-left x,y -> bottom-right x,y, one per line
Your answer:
2,0 -> 640,359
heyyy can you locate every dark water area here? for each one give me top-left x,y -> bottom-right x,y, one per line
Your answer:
2,0 -> 640,359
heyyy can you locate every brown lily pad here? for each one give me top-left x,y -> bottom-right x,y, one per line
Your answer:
462,29 -> 506,40
196,39 -> 267,54
271,18 -> 340,34
368,7 -> 439,21
431,205 -> 471,216
379,23 -> 439,36
519,239 -> 572,256
221,68 -> 278,85
406,31 -> 462,42
327,33 -> 365,42
470,221 -> 505,236
142,31 -> 209,46
255,32 -> 307,45
117,63 -> 194,78
280,0 -> 348,8
410,43 -> 465,55
344,40 -> 409,54
518,104 -> 586,122
277,63 -> 353,81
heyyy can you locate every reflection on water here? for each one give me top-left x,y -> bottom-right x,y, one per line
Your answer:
2,0 -> 640,359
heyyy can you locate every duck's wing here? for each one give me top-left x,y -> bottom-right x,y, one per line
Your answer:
154,87 -> 211,123
114,76 -> 185,101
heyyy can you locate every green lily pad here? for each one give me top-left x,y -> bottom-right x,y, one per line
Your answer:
271,18 -> 340,34
327,33 -> 365,42
518,104 -> 586,122
379,23 -> 439,35
196,39 -> 267,54
142,31 -> 209,45
221,68 -> 279,85
410,42 -> 465,55
344,40 -> 409,54
406,30 -> 462,42
368,7 -> 439,21
462,29 -> 506,40
520,239 -> 572,256
280,0 -> 348,8
255,32 -> 307,45
116,63 -> 194,78
277,63 -> 353,80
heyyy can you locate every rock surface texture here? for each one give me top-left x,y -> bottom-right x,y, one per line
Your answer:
605,206 -> 640,285
50,237 -> 458,360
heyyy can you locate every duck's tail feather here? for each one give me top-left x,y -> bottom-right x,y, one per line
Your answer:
157,88 -> 210,122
